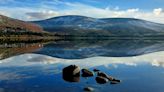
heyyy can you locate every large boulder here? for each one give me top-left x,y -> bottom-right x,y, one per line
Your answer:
62,65 -> 80,76
62,65 -> 80,82
81,69 -> 94,77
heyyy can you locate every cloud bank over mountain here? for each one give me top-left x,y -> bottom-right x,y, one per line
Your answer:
0,0 -> 164,23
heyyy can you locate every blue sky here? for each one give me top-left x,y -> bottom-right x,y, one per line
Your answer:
0,0 -> 164,23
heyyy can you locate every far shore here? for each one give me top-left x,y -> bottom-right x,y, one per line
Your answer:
0,36 -> 59,40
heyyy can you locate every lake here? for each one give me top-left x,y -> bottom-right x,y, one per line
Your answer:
0,39 -> 164,92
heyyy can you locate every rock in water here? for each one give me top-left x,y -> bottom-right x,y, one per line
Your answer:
83,87 -> 94,92
82,69 -> 94,77
97,72 -> 113,81
93,69 -> 100,72
63,74 -> 80,82
63,65 -> 80,76
95,76 -> 109,84
113,78 -> 121,82
111,78 -> 121,84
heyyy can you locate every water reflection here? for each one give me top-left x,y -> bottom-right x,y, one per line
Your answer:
1,39 -> 164,60
1,40 -> 164,92
0,52 -> 164,92
0,42 -> 43,60
0,51 -> 164,68
63,74 -> 80,82
35,40 -> 164,59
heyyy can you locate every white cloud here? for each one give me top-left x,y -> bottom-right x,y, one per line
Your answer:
1,51 -> 164,83
127,8 -> 139,13
53,3 -> 164,23
0,51 -> 164,68
0,2 -> 164,23
153,8 -> 163,16
26,10 -> 59,20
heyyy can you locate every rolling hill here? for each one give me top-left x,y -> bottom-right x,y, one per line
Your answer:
0,15 -> 44,33
34,15 -> 164,37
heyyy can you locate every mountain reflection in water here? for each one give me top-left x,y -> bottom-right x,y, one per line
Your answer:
1,39 -> 164,92
0,52 -> 164,92
1,39 -> 164,60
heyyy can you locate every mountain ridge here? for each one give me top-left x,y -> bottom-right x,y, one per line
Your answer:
34,15 -> 164,36
0,14 -> 44,33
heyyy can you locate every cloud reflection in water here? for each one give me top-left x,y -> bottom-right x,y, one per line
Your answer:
0,51 -> 164,92
0,51 -> 163,81
0,51 -> 164,68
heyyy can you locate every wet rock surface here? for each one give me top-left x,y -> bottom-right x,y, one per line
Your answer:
62,65 -> 80,82
93,69 -> 100,72
82,69 -> 94,77
62,65 -> 121,91
62,65 -> 80,76
97,72 -> 113,81
110,79 -> 121,84
96,76 -> 109,84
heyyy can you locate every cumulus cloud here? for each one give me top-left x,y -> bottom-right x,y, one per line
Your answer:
1,51 -> 164,68
26,10 -> 59,20
0,1 -> 164,23
55,3 -> 164,23
153,8 -> 163,16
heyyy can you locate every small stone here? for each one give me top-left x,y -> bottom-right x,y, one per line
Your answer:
97,72 -> 113,81
113,78 -> 121,82
93,69 -> 100,72
110,79 -> 121,84
83,87 -> 94,92
63,65 -> 80,76
95,76 -> 109,84
82,69 -> 94,77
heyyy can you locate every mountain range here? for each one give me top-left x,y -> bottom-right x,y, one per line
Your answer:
0,14 -> 164,37
34,15 -> 164,37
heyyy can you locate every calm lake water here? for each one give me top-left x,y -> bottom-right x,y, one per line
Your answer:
0,39 -> 164,92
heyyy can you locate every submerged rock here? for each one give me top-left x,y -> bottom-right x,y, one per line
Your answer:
93,69 -> 100,72
63,65 -> 80,76
83,87 -> 94,92
82,69 -> 94,77
113,78 -> 121,82
63,74 -> 80,82
110,79 -> 121,84
97,72 -> 113,81
95,76 -> 109,84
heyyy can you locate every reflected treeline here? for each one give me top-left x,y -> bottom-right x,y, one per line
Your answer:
0,38 -> 60,60
1,39 -> 164,60
0,43 -> 43,60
